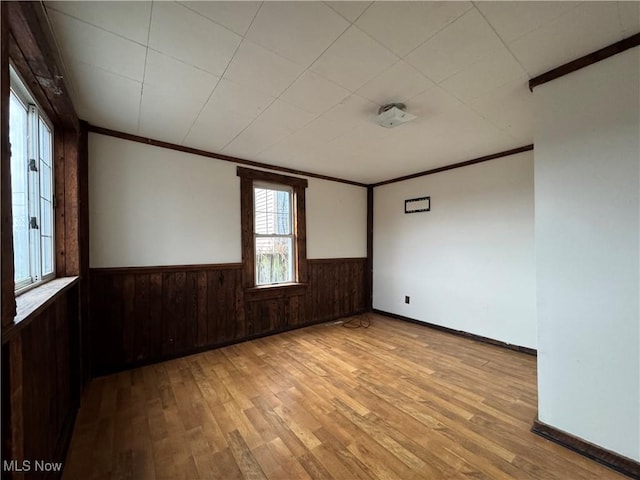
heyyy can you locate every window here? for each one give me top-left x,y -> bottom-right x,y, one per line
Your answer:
254,184 -> 294,285
238,167 -> 308,289
10,67 -> 55,292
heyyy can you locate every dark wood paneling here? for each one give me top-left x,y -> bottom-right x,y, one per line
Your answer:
366,186 -> 373,312
529,33 -> 640,91
239,176 -> 254,289
372,145 -> 534,187
531,417 -> 640,479
2,4 -> 86,478
2,285 -> 80,480
1,1 -> 16,328
90,258 -> 366,373
6,2 -> 78,131
237,166 -> 308,188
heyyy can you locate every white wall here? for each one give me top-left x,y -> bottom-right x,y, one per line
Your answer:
534,48 -> 639,461
373,151 -> 536,349
306,178 -> 367,259
89,133 -> 367,268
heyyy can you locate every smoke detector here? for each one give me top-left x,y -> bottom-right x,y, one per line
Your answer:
377,103 -> 416,128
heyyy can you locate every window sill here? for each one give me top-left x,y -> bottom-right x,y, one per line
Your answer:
2,276 -> 79,343
245,282 -> 308,300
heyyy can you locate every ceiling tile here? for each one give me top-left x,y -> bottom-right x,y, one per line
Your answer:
508,2 -> 629,77
327,121 -> 395,158
280,71 -> 351,115
284,116 -> 358,151
324,1 -> 372,23
183,78 -> 273,151
143,50 -> 218,91
405,8 -> 504,83
223,99 -> 316,158
469,75 -> 533,143
223,122 -> 290,159
224,40 -> 305,97
257,111 -> 372,172
138,85 -> 200,145
46,1 -> 152,44
178,1 -> 261,36
46,1 -> 633,183
204,78 -> 274,118
246,2 -> 349,65
318,94 -> 379,132
185,78 -> 275,152
139,51 -> 219,144
618,1 -> 640,37
47,9 -> 146,81
185,109 -> 255,153
476,1 -> 580,44
255,100 -> 317,133
310,26 -> 398,91
68,62 -> 141,133
438,47 -> 525,103
149,2 -> 241,76
356,60 -> 436,105
355,1 -> 472,57
400,83 -> 479,125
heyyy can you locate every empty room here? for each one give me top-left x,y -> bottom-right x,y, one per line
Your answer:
1,1 -> 639,479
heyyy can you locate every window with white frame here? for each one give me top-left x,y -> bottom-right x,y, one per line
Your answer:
254,184 -> 294,285
10,67 -> 55,292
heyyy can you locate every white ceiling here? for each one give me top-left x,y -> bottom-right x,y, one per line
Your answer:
44,1 -> 639,184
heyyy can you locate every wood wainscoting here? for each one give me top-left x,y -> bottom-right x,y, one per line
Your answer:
89,258 -> 366,374
2,280 -> 81,480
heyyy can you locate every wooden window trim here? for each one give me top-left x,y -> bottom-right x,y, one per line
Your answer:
237,167 -> 308,290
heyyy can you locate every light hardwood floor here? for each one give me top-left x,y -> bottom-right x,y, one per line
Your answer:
64,314 -> 626,479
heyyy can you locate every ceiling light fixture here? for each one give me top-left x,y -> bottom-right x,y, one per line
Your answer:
377,103 -> 416,128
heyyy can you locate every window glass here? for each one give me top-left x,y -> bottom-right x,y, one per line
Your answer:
10,68 -> 55,291
254,186 -> 294,285
9,91 -> 30,285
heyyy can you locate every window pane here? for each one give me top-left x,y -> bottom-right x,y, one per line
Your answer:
255,237 -> 293,285
254,187 -> 291,235
39,119 -> 51,167
38,121 -> 53,201
41,236 -> 53,275
40,195 -> 54,276
39,116 -> 54,277
10,92 -> 30,284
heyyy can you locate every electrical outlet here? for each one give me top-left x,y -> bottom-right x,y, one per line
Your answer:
405,296 -> 410,304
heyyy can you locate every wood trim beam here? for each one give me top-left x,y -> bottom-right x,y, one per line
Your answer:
7,1 -> 78,131
237,166 -> 308,188
1,1 -> 16,329
88,124 -> 368,188
55,128 -> 81,277
90,263 -> 244,275
529,33 -> 640,91
294,180 -> 308,284
308,257 -> 366,264
239,176 -> 255,289
365,186 -> 373,311
531,418 -> 640,479
372,145 -> 534,187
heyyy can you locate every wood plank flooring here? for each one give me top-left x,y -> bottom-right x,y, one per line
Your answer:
64,314 -> 626,479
